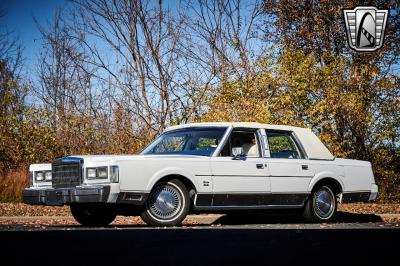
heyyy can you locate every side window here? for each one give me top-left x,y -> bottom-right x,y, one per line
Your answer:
266,131 -> 304,159
194,137 -> 218,151
220,129 -> 261,157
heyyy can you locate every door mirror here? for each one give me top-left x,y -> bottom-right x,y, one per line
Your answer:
232,147 -> 244,160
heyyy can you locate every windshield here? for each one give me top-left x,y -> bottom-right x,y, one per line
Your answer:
141,127 -> 227,156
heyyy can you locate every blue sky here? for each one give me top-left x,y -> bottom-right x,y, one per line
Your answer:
1,0 -> 397,78
1,0 -> 67,72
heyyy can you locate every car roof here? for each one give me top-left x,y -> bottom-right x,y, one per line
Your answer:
164,122 -> 302,132
164,122 -> 335,160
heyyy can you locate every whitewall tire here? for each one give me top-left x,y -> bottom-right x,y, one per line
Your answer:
140,179 -> 190,226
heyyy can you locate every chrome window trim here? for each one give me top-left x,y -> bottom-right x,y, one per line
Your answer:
212,126 -> 233,157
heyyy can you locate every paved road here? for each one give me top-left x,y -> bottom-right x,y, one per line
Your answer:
1,220 -> 399,266
1,212 -> 399,265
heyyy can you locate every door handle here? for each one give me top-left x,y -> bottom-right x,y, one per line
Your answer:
302,165 -> 309,170
256,163 -> 264,169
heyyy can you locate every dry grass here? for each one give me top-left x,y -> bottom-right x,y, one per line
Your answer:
0,203 -> 70,216
0,169 -> 29,202
338,203 -> 400,214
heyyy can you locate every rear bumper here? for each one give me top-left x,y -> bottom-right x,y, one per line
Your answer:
23,186 -> 110,206
342,192 -> 371,203
342,184 -> 378,203
369,184 -> 378,201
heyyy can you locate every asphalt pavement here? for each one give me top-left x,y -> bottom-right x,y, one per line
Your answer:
1,213 -> 399,266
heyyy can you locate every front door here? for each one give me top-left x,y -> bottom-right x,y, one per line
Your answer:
209,128 -> 270,207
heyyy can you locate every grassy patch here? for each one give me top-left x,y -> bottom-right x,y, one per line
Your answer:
0,169 -> 29,202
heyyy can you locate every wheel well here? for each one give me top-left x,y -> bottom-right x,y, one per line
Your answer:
155,175 -> 197,198
312,178 -> 342,196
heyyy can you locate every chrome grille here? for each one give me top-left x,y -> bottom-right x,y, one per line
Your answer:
52,157 -> 83,188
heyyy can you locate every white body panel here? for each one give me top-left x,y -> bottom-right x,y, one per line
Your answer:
115,155 -> 211,193
210,157 -> 269,193
266,158 -> 314,193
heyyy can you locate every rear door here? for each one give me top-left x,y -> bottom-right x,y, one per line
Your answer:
265,130 -> 314,197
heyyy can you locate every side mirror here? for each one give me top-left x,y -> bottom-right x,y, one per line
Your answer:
232,147 -> 244,160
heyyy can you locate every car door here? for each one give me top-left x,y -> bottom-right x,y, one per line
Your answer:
264,130 -> 315,203
209,128 -> 271,206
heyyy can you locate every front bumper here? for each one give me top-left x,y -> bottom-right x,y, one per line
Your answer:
23,186 -> 110,206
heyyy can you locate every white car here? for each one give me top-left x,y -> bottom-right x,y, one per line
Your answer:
23,122 -> 378,226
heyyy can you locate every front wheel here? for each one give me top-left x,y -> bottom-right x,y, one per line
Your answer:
70,204 -> 117,227
303,185 -> 337,222
140,179 -> 190,226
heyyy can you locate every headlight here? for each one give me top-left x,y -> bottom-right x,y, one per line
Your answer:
45,171 -> 52,181
35,172 -> 44,181
97,167 -> 108,178
86,167 -> 108,179
110,166 -> 119,183
35,171 -> 52,182
87,168 -> 97,179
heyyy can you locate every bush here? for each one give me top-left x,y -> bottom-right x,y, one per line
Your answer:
0,168 -> 28,202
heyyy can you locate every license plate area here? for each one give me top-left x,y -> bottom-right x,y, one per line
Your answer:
45,190 -> 64,205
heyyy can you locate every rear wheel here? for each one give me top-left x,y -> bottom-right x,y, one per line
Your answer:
140,179 -> 189,226
303,185 -> 337,222
70,204 -> 117,227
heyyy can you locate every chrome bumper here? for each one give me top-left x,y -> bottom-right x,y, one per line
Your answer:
369,183 -> 378,201
23,186 -> 110,206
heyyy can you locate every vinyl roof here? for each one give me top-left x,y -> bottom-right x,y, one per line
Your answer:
165,122 -> 334,160
165,122 -> 301,131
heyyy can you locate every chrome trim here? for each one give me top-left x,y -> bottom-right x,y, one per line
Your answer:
212,126 -> 233,157
196,192 -> 310,195
194,205 -> 304,210
255,129 -> 265,158
259,128 -> 270,157
342,190 -> 371,193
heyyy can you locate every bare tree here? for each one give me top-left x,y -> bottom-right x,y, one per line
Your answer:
181,0 -> 266,87
34,8 -> 113,155
33,0 -> 269,151
67,0 -> 206,136
0,10 -> 23,76
0,10 -> 26,123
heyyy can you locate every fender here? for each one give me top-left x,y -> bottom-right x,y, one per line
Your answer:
146,167 -> 200,192
307,171 -> 345,193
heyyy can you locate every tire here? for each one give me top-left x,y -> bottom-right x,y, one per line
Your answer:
70,204 -> 117,227
303,185 -> 337,222
140,179 -> 190,226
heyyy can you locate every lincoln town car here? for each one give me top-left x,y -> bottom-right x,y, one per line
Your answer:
23,122 -> 378,226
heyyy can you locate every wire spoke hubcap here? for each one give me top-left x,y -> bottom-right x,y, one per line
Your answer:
148,184 -> 182,220
314,189 -> 334,219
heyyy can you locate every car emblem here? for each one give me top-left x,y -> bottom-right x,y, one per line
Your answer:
343,6 -> 389,52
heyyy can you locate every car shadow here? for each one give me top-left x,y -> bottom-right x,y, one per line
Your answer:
41,211 -> 383,229
212,211 -> 383,225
